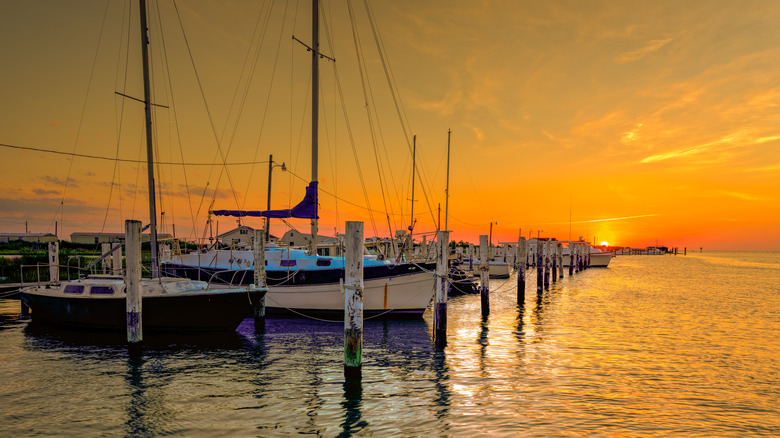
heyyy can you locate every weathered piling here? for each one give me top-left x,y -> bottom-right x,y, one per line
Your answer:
551,241 -> 558,283
543,241 -> 550,290
468,243 -> 475,272
586,245 -> 591,268
253,229 -> 267,329
48,241 -> 59,283
434,230 -> 449,349
536,241 -> 543,293
101,243 -> 111,274
557,244 -> 564,279
516,237 -> 526,305
112,243 -> 122,275
479,235 -> 490,317
125,220 -> 142,344
569,243 -> 575,276
684,247 -> 687,256
344,221 -> 364,380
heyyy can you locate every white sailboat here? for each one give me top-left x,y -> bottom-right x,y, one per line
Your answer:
161,0 -> 435,319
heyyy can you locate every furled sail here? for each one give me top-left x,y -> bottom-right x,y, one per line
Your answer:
211,181 -> 318,219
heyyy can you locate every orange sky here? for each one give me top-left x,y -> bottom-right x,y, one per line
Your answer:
1,0 -> 778,250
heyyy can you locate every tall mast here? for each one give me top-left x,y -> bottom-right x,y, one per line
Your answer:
139,0 -> 158,278
444,129 -> 451,232
410,135 -> 416,231
310,0 -> 319,256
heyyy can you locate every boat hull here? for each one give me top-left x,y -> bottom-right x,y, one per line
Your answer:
162,263 -> 436,319
562,252 -> 613,268
20,288 -> 264,332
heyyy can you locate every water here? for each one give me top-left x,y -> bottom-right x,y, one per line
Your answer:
1,252 -> 779,436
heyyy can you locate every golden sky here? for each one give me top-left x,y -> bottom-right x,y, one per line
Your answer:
1,0 -> 778,250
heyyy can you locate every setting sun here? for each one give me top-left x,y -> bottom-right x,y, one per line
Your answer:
600,241 -> 609,247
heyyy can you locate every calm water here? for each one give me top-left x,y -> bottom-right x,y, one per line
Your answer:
1,252 -> 779,436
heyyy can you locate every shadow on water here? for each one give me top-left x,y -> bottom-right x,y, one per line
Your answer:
478,315 -> 489,375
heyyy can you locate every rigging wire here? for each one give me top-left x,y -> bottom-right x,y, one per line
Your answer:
49,0 -> 113,237
171,0 -> 243,219
362,0 -> 439,230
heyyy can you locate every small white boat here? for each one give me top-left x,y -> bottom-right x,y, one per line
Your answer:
562,246 -> 614,268
454,255 -> 511,278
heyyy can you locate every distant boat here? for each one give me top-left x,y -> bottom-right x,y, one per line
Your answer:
562,244 -> 614,268
454,254 -> 511,278
19,0 -> 266,332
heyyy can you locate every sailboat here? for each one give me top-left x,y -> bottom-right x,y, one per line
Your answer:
20,0 -> 266,332
160,0 -> 435,319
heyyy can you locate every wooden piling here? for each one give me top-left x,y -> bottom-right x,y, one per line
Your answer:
543,241 -> 550,290
479,235 -> 490,317
568,243 -> 574,276
557,244 -> 564,278
551,241 -> 558,283
434,231 -> 449,349
684,247 -> 687,256
125,220 -> 142,344
101,243 -> 111,274
344,221 -> 364,380
536,240 -> 543,293
112,243 -> 122,275
516,237 -> 526,305
253,229 -> 267,328
48,241 -> 59,283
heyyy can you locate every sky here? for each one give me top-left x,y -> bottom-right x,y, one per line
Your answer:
1,0 -> 778,251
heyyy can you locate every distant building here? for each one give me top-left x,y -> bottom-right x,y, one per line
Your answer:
280,229 -> 340,256
0,233 -> 58,244
70,232 -> 172,245
217,225 -> 279,247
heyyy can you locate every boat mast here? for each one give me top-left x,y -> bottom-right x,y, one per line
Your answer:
410,135 -> 416,232
444,129 -> 451,232
139,0 -> 159,278
310,0 -> 319,256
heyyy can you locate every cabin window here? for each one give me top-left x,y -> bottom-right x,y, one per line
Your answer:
64,285 -> 84,294
316,259 -> 331,267
90,286 -> 114,295
317,248 -> 330,256
280,260 -> 296,267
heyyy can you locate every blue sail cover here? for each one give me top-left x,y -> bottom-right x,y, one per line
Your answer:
212,181 -> 319,219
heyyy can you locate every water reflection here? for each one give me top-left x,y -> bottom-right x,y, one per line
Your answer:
125,349 -> 171,437
339,379 -> 365,437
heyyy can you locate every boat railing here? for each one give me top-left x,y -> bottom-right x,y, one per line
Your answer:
19,262 -> 84,288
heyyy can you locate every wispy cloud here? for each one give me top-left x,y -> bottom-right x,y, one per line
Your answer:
615,38 -> 673,63
544,214 -> 660,225
720,191 -> 773,202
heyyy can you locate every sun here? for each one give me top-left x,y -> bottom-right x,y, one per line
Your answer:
600,241 -> 609,247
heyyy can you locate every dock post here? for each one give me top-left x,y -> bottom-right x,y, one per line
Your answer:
536,240 -> 543,293
516,237 -> 526,305
557,244 -> 564,279
112,243 -> 122,275
48,241 -> 59,283
344,221 -> 364,380
125,220 -> 143,344
551,241 -> 558,283
468,243 -> 475,272
684,247 -> 687,256
434,231 -> 449,349
253,229 -> 267,330
569,243 -> 574,276
479,235 -> 490,317
101,243 -> 111,274
543,241 -> 550,290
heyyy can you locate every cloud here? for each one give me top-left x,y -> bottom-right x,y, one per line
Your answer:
720,191 -> 773,202
39,175 -> 78,187
31,188 -> 60,196
615,38 -> 672,64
